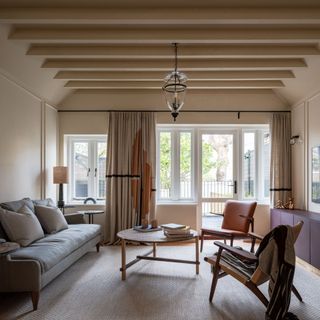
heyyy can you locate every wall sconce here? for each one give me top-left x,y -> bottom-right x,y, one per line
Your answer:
290,135 -> 303,145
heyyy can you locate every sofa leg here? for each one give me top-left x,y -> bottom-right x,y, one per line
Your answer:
31,291 -> 39,310
96,243 -> 100,253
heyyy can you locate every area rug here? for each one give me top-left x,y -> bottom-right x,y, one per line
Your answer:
0,244 -> 319,320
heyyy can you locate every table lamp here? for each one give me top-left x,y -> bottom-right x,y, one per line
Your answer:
53,166 -> 68,209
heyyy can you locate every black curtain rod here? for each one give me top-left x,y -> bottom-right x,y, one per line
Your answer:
58,110 -> 290,113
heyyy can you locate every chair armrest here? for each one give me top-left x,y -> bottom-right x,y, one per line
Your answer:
248,232 -> 263,241
65,213 -> 86,224
202,229 -> 234,237
214,241 -> 258,263
210,212 -> 224,217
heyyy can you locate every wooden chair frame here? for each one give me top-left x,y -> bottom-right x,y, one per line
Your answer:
204,222 -> 304,307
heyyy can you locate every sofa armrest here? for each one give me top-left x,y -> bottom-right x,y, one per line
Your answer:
65,213 -> 86,224
0,256 -> 41,292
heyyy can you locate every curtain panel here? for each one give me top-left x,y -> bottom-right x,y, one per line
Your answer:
270,113 -> 292,207
105,112 -> 156,244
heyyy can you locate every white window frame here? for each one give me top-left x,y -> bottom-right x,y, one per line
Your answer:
156,125 -> 270,204
240,127 -> 270,203
65,135 -> 107,204
157,127 -> 195,202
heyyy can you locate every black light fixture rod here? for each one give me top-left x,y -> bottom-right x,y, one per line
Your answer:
174,42 -> 178,73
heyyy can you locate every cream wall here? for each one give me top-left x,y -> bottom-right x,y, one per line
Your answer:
292,91 -> 320,213
0,72 -> 58,203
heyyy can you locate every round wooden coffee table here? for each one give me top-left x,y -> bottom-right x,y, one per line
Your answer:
117,228 -> 199,280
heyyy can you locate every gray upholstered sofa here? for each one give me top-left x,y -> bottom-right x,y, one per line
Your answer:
0,198 -> 102,310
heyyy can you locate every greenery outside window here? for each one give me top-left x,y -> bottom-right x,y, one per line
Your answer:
157,128 -> 194,201
157,126 -> 270,204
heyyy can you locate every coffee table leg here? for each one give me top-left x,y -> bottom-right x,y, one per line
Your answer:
195,236 -> 199,275
153,243 -> 157,257
121,239 -> 126,280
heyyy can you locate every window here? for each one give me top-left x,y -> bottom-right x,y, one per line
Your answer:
157,126 -> 270,204
157,129 -> 194,201
66,135 -> 107,203
243,131 -> 256,199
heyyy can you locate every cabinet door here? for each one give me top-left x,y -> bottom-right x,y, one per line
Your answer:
311,220 -> 320,269
280,211 -> 294,226
294,215 -> 310,263
270,209 -> 281,229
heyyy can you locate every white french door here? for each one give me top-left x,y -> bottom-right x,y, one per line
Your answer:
199,130 -> 238,221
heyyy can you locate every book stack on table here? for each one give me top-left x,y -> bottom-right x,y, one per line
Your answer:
161,223 -> 192,239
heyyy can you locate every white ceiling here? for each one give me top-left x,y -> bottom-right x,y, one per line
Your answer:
1,1 -> 320,110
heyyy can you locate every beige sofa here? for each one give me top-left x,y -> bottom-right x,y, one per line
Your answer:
0,198 -> 102,310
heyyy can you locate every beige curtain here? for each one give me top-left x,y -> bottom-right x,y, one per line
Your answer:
105,112 -> 156,244
270,113 -> 292,207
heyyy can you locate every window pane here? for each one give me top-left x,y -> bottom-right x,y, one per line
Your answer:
74,142 -> 89,198
263,132 -> 271,198
243,132 -> 255,199
159,132 -> 171,198
180,132 -> 192,198
201,134 -> 233,199
98,142 -> 107,199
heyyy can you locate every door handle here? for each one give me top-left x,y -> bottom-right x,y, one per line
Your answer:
234,180 -> 237,194
87,168 -> 91,177
94,168 -> 97,177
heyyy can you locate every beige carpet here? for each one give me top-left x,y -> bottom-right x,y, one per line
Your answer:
0,243 -> 320,320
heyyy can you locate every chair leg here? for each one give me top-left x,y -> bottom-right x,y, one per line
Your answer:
31,291 -> 39,310
292,284 -> 303,302
96,243 -> 100,252
250,237 -> 256,253
246,282 -> 269,307
209,247 -> 223,302
200,231 -> 204,252
230,236 -> 234,247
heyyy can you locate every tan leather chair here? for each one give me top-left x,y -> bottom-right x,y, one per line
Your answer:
200,200 -> 257,252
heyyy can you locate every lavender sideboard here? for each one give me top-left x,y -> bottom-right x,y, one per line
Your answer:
271,208 -> 320,269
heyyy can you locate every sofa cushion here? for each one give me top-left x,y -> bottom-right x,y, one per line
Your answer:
10,224 -> 101,272
0,198 -> 34,213
33,198 -> 56,208
0,206 -> 44,247
34,205 -> 68,234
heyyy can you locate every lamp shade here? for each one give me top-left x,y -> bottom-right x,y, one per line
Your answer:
53,166 -> 68,184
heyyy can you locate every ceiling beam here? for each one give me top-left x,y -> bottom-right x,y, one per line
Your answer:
42,58 -> 306,69
27,43 -> 320,57
10,26 -> 320,43
64,80 -> 285,89
2,8 -> 320,24
54,70 -> 295,80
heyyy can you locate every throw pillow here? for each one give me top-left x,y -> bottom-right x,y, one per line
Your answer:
33,198 -> 56,208
34,205 -> 68,234
0,206 -> 44,247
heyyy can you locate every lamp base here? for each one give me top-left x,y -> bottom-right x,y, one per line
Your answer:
57,200 -> 65,209
57,183 -> 65,209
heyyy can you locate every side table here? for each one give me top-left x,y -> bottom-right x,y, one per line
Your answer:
77,210 -> 104,224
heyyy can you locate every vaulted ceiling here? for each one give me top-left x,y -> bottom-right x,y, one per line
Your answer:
1,0 -> 320,110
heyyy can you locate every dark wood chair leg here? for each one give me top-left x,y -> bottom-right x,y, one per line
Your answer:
250,237 -> 256,253
292,284 -> 303,302
96,243 -> 100,252
246,282 -> 269,307
209,247 -> 223,302
230,236 -> 234,247
200,231 -> 204,252
31,291 -> 39,310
